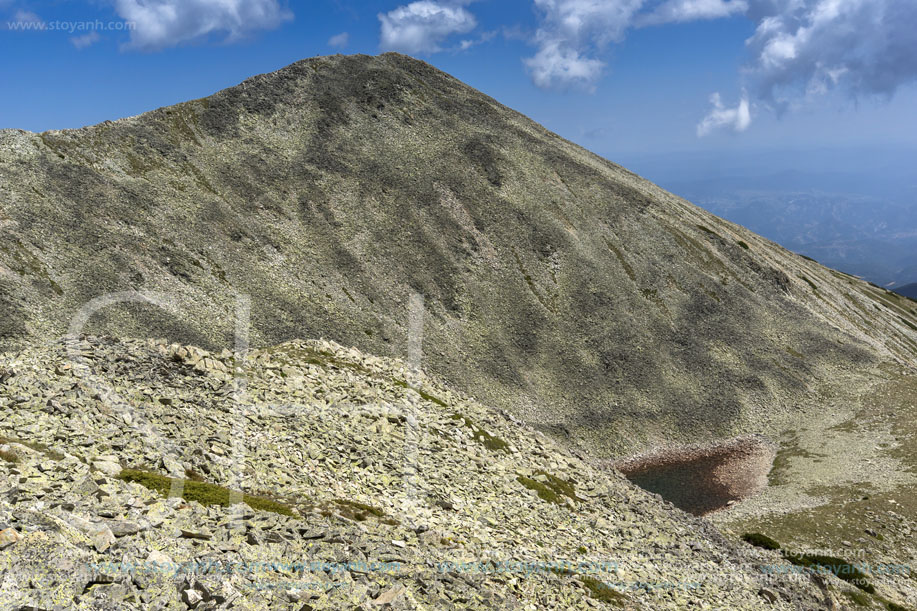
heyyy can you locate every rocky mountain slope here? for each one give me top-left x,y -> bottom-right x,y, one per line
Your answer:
0,336 -> 849,609
0,52 -> 915,458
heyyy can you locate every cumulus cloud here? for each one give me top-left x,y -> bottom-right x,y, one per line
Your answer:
744,0 -> 917,102
378,1 -> 477,54
696,92 -> 751,136
328,32 -> 349,48
525,41 -> 606,92
517,0 -> 917,137
638,0 -> 747,26
113,0 -> 293,51
71,31 -> 101,49
525,0 -> 644,91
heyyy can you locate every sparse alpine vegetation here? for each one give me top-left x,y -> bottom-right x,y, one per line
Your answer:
118,469 -> 296,517
0,336 -> 839,609
1,53 -> 916,610
0,53 -> 914,463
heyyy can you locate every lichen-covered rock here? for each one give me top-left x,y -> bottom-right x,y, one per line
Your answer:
0,336 -> 846,609
0,54 -> 914,463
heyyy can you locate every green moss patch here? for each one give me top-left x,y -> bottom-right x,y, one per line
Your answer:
184,468 -> 207,482
518,470 -> 581,506
784,553 -> 875,593
696,224 -> 720,238
322,499 -> 399,526
738,531 -> 877,595
579,576 -> 629,606
415,388 -> 448,407
799,275 -> 819,291
736,240 -> 750,250
768,435 -> 822,486
0,436 -> 64,461
548,567 -> 629,606
119,469 -> 295,517
451,413 -> 508,452
394,379 -> 449,407
742,532 -> 781,550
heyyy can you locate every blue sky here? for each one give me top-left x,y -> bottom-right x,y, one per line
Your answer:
1,0 -> 916,170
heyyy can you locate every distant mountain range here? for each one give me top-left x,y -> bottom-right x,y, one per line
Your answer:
685,190 -> 917,287
662,185 -> 917,289
623,150 -> 917,290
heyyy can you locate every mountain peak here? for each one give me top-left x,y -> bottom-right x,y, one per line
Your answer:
0,54 -> 915,461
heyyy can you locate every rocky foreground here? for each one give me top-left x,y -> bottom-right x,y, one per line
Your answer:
0,336 -> 861,609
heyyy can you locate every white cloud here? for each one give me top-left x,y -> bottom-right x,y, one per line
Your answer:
13,9 -> 42,24
638,0 -> 747,26
685,0 -> 917,133
71,31 -> 101,49
458,29 -> 496,51
328,32 -> 349,48
3,9 -> 41,30
523,0 -> 748,90
521,0 -> 917,106
113,0 -> 293,51
525,0 -> 644,91
696,92 -> 752,136
525,41 -> 605,92
378,1 -> 477,54
533,0 -> 644,47
745,0 -> 917,101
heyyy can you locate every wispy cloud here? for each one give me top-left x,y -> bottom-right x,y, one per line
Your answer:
638,0 -> 747,26
459,29 -> 496,51
71,31 -> 101,49
378,1 -> 477,54
113,0 -> 292,51
3,9 -> 42,31
697,92 -> 751,136
13,9 -> 42,24
328,31 -> 349,48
